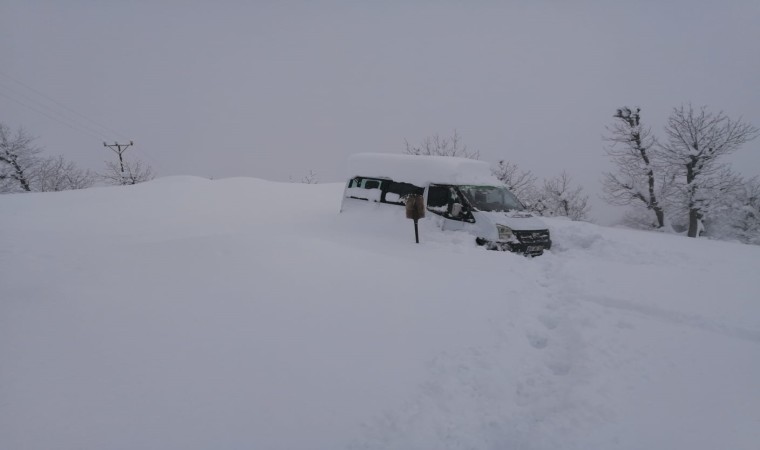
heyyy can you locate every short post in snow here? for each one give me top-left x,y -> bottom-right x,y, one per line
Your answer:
405,194 -> 426,244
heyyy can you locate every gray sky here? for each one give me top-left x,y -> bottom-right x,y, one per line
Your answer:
2,0 -> 759,223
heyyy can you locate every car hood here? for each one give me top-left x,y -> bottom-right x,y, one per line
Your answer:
476,210 -> 548,231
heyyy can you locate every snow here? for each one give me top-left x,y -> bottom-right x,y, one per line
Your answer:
2,176 -> 760,450
384,192 -> 401,203
345,186 -> 382,202
346,152 -> 501,186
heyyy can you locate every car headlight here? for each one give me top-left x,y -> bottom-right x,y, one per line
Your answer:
497,224 -> 513,241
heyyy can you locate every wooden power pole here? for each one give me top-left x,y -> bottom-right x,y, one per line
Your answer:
103,141 -> 134,180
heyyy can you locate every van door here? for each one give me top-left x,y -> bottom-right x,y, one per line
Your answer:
425,184 -> 473,232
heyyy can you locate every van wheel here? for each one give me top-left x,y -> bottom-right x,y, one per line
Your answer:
476,238 -> 502,251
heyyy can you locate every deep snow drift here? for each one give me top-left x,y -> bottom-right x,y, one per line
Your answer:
1,176 -> 759,450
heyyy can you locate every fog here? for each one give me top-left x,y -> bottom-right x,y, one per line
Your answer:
2,1 -> 758,223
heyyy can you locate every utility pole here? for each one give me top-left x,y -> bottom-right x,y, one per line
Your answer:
103,141 -> 133,182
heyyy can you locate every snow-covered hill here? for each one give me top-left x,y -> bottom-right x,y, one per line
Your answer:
2,176 -> 759,450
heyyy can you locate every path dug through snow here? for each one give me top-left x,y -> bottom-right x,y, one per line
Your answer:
1,176 -> 759,450
352,231 -> 760,450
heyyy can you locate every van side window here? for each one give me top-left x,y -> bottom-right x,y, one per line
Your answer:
427,185 -> 450,210
426,185 -> 473,222
346,177 -> 385,202
384,181 -> 424,205
427,184 -> 456,216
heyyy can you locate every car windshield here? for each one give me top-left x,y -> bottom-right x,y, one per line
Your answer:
458,185 -> 524,212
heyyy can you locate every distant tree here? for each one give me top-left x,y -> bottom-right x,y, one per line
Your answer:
301,169 -> 318,184
728,177 -> 760,245
404,130 -> 479,159
620,206 -> 664,230
0,123 -> 41,193
35,155 -> 95,192
660,104 -> 758,237
701,175 -> 760,245
288,169 -> 319,184
101,158 -> 154,185
1,122 -> 97,194
491,160 -> 537,201
539,171 -> 591,221
602,107 -> 674,229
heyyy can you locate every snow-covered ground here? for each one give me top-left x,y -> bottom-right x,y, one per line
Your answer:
2,176 -> 759,450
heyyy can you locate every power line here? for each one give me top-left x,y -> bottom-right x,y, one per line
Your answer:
123,143 -> 166,173
0,70 -> 165,174
0,80 -> 112,141
0,90 -> 107,142
0,69 -> 131,140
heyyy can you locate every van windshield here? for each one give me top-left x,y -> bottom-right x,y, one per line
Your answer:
458,185 -> 524,212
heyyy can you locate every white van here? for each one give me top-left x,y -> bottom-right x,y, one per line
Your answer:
341,153 -> 552,255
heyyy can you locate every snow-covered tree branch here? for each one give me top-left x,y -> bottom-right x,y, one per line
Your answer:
404,130 -> 480,159
602,107 -> 673,229
101,159 -> 154,186
35,156 -> 95,192
0,123 -> 41,193
491,160 -> 538,203
660,104 -> 758,237
538,171 -> 591,221
1,123 -> 94,194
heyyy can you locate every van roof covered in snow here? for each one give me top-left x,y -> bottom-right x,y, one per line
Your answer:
346,153 -> 501,186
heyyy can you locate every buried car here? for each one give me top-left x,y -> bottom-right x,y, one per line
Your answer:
341,153 -> 552,256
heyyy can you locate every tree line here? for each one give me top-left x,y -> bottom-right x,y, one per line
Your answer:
406,104 -> 759,246
0,123 -> 153,193
5,105 -> 758,246
602,105 -> 758,244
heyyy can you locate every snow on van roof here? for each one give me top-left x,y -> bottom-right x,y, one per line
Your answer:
346,153 -> 501,186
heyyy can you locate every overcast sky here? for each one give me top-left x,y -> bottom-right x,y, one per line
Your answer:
2,0 -> 759,222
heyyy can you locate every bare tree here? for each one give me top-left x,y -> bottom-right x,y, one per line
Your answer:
0,123 -> 41,193
702,175 -> 760,245
101,158 -> 154,185
491,160 -> 537,201
729,177 -> 760,245
404,130 -> 479,159
602,107 -> 673,228
539,171 -> 591,221
620,206 -> 665,230
660,104 -> 759,237
301,169 -> 318,184
734,177 -> 760,245
35,156 -> 96,192
288,169 -> 319,184
2,122 -> 98,194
